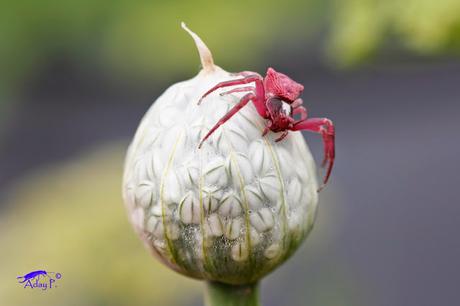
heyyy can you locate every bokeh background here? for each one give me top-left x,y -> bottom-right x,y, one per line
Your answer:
1,1 -> 460,305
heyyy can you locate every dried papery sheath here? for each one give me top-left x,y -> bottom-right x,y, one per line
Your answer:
122,23 -> 322,286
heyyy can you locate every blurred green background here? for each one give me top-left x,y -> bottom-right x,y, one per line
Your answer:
1,1 -> 460,305
2,0 -> 460,106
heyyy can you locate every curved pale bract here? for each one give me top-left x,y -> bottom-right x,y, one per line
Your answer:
122,65 -> 319,285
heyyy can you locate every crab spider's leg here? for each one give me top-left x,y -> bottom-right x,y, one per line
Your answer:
274,131 -> 289,142
262,127 -> 269,137
198,75 -> 261,102
219,86 -> 255,96
291,98 -> 307,121
262,122 -> 271,137
231,71 -> 263,78
198,93 -> 257,148
199,75 -> 268,118
292,117 -> 335,187
291,98 -> 303,108
293,106 -> 308,121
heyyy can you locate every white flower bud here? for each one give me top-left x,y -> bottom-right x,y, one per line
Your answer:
122,23 -> 319,285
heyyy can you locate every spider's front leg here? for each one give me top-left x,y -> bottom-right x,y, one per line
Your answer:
197,73 -> 269,148
291,98 -> 308,121
231,71 -> 263,78
292,117 -> 335,189
198,75 -> 267,117
198,93 -> 260,148
219,86 -> 255,97
274,131 -> 289,142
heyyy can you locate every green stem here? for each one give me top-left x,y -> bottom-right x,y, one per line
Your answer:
204,281 -> 261,306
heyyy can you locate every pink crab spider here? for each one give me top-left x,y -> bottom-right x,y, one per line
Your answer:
197,67 -> 335,188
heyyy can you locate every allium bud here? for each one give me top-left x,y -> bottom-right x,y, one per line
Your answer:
122,23 -> 319,286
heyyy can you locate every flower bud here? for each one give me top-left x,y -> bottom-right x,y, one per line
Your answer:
122,23 -> 319,285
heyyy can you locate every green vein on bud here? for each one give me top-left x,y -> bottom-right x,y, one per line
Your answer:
159,131 -> 184,265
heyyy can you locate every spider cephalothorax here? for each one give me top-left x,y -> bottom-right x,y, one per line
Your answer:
197,67 -> 335,188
